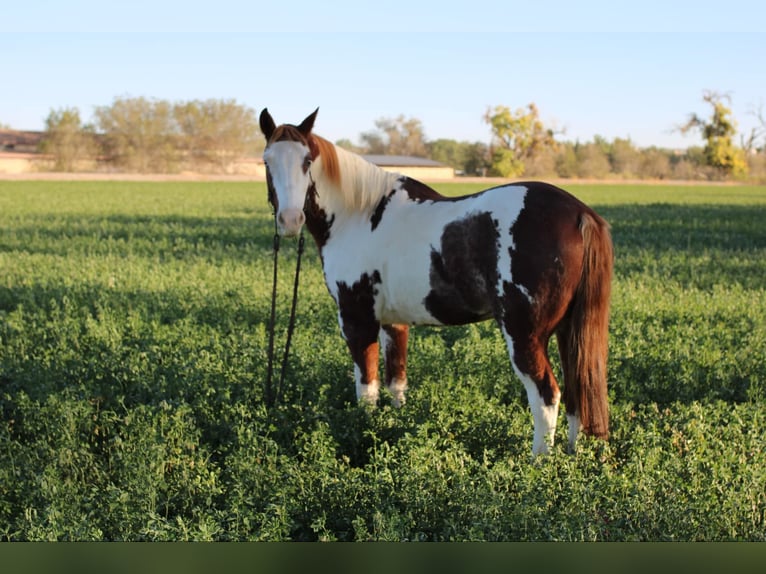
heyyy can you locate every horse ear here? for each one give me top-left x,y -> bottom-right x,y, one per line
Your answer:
297,108 -> 319,135
259,108 -> 276,140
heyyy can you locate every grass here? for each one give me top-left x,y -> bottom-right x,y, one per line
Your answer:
1,180 -> 765,541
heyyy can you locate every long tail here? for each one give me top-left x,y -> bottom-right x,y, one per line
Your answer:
562,211 -> 613,439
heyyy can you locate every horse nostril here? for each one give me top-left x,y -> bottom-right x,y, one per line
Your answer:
277,209 -> 305,233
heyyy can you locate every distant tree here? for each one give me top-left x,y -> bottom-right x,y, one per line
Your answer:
679,90 -> 747,178
484,103 -> 559,177
360,115 -> 429,157
463,142 -> 491,176
575,141 -> 611,179
427,139 -> 491,176
41,107 -> 94,172
640,147 -> 672,179
94,96 -> 178,173
428,138 -> 464,168
609,137 -> 641,178
335,138 -> 362,153
741,103 -> 766,154
554,143 -> 578,178
174,99 -> 261,172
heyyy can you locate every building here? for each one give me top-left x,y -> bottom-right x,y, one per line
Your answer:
363,155 -> 454,180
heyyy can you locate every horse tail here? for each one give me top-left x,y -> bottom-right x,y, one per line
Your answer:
562,211 -> 613,439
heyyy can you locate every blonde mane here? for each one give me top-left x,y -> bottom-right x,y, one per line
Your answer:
309,134 -> 400,214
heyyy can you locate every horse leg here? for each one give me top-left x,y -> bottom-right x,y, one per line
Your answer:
336,274 -> 383,405
556,330 -> 581,453
381,324 -> 409,407
500,325 -> 561,456
337,313 -> 381,405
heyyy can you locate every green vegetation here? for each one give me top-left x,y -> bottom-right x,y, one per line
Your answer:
1,181 -> 765,541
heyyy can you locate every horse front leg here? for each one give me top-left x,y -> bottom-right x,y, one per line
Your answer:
381,324 -> 409,407
338,312 -> 381,406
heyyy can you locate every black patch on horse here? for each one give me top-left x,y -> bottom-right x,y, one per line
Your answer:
399,177 -> 444,202
371,190 -> 396,231
304,184 -> 334,252
424,211 -> 500,325
336,271 -> 382,376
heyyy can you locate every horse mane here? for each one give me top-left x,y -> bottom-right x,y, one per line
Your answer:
309,134 -> 399,214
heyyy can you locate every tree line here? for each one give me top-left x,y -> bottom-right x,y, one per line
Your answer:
34,92 -> 766,180
41,97 -> 262,173
342,92 -> 765,181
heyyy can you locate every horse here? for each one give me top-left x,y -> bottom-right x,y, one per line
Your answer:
259,108 -> 613,456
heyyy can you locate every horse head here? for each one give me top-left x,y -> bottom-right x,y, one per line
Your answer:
259,108 -> 319,237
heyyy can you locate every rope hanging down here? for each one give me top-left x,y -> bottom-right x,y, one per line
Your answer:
264,217 -> 305,409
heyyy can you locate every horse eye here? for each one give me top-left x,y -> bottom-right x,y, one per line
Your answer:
303,156 -> 312,171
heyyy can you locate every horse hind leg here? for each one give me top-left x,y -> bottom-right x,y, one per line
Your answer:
501,327 -> 562,456
557,330 -> 582,453
381,324 -> 409,407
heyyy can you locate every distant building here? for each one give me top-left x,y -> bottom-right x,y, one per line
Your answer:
0,130 -> 48,174
363,155 -> 454,180
0,129 -> 44,153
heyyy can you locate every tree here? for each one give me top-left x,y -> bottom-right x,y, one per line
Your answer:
335,138 -> 362,153
360,115 -> 428,157
680,90 -> 747,178
609,138 -> 641,178
640,147 -> 672,180
41,107 -> 94,171
428,139 -> 489,175
94,96 -> 178,173
575,141 -> 611,179
484,103 -> 559,177
554,143 -> 578,178
174,99 -> 261,172
741,103 -> 766,154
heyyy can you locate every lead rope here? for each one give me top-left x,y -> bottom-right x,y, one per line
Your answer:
264,213 -> 305,409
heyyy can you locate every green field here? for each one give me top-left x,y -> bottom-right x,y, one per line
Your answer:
1,180 -> 765,541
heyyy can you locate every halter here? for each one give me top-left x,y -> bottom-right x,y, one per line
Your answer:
263,172 -> 315,409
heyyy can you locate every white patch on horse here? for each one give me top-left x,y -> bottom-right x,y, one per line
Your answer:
567,412 -> 581,452
386,378 -> 407,407
380,327 -> 408,407
493,186 -> 532,303
501,328 -> 560,456
355,364 -> 380,405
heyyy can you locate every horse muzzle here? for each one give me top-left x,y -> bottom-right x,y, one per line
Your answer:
277,208 -> 306,237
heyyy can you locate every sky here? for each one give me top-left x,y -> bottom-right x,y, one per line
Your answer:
4,1 -> 765,150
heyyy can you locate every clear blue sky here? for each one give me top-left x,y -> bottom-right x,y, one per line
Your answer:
4,1 -> 765,149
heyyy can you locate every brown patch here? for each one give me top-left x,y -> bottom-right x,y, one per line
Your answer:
382,324 -> 408,386
370,190 -> 396,231
265,169 -> 278,210
336,271 -> 382,386
399,176 -> 477,204
500,181 -> 612,433
499,184 -> 585,407
424,212 -> 499,325
304,183 -> 334,252
398,176 -> 445,202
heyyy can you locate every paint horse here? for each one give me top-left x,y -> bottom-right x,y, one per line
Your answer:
260,108 -> 613,456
